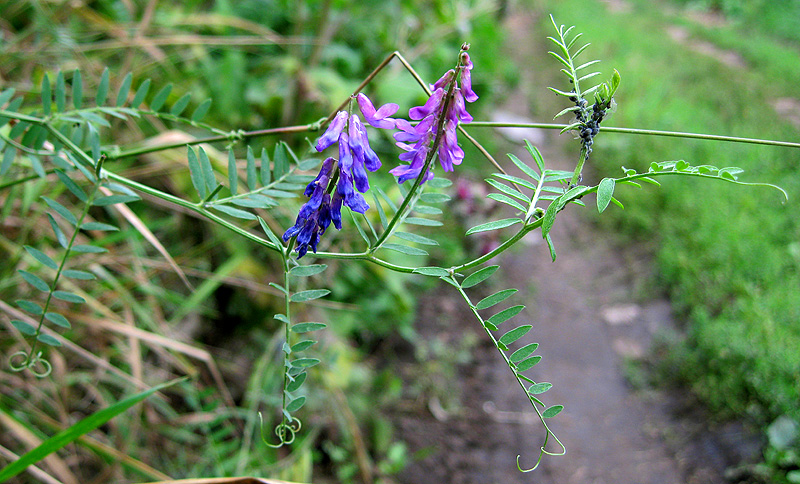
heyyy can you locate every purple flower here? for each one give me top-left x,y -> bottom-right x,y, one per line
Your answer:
283,158 -> 335,258
284,93 -> 395,257
315,111 -> 349,152
357,93 -> 398,129
390,52 -> 477,184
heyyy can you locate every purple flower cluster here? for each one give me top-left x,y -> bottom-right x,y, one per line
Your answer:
283,94 -> 398,258
390,52 -> 478,184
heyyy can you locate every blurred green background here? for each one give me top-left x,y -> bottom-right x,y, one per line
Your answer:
1,0 -> 798,482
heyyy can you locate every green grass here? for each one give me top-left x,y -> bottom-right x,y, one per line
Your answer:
538,0 -> 800,429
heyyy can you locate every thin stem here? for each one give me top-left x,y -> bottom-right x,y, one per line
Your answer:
466,121 -> 800,149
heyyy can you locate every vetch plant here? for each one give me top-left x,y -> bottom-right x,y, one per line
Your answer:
0,15 -> 791,481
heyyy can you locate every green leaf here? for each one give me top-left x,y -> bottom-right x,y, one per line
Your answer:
131,79 -> 151,108
52,291 -> 85,304
289,264 -> 327,277
29,155 -> 46,178
191,98 -> 212,122
37,333 -> 62,347
223,150 -> 237,196
419,193 -> 450,204
16,299 -> 43,315
47,213 -> 69,249
0,88 -> 15,107
186,146 -> 206,199
291,340 -> 316,353
545,233 -> 557,262
509,342 -> 539,363
11,320 -> 37,336
273,143 -> 290,178
541,200 -> 559,238
291,322 -> 327,333
427,177 -> 452,188
81,222 -> 118,231
62,269 -> 96,280
0,377 -> 186,482
486,179 -> 530,202
596,177 -> 615,213
291,358 -> 320,368
285,396 -> 306,413
465,218 -> 521,236
382,243 -> 428,256
72,244 -> 107,254
24,246 -> 58,269
461,265 -> 500,288
246,146 -> 257,191
393,231 -> 438,246
507,153 -> 541,182
273,312 -> 289,323
487,305 -> 525,327
45,312 -> 71,329
96,68 -> 110,106
170,93 -> 192,116
542,405 -> 564,418
41,74 -> 52,116
231,196 -> 274,209
258,216 -> 284,249
92,194 -> 140,206
19,270 -> 50,292
499,325 -> 532,347
260,148 -> 272,186
487,193 -> 528,213
413,267 -> 450,277
72,69 -> 83,109
290,289 -> 330,302
55,72 -> 66,112
476,289 -> 518,310
1,147 -> 16,175
42,196 -> 78,226
213,205 -> 257,220
150,84 -> 172,111
197,147 -> 216,193
116,72 -> 133,107
525,140 -> 546,173
55,170 -> 88,202
528,382 -> 552,395
286,372 -> 307,392
515,355 -> 542,372
493,173 -> 537,191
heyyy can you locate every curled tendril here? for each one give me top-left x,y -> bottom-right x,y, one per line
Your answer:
9,350 -> 52,378
258,411 -> 302,448
516,425 -> 567,472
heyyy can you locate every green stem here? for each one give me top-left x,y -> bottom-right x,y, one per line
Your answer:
466,121 -> 800,149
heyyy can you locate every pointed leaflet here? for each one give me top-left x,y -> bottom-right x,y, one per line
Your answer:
290,289 -> 331,302
187,146 -> 207,199
289,264 -> 328,277
476,289 -> 518,310
486,179 -> 530,203
285,396 -> 306,413
37,333 -> 62,347
461,265 -> 499,288
286,372 -> 307,392
191,99 -> 212,122
260,148 -> 272,186
246,146 -> 257,191
529,382 -> 553,395
62,269 -> 95,280
197,147 -> 216,193
0,377 -> 186,482
291,322 -> 327,333
52,291 -> 85,304
131,79 -> 151,108
542,405 -> 564,418
55,72 -> 66,112
413,267 -> 450,277
42,196 -> 78,226
55,170 -> 88,202
150,84 -> 172,112
507,153 -> 541,182
393,232 -> 438,246
45,312 -> 71,329
1,147 -> 16,176
41,74 -> 51,116
227,149 -> 238,196
116,72 -> 133,107
47,213 -> 69,249
382,243 -> 428,256
214,205 -> 257,220
487,304 -> 526,327
170,93 -> 192,116
499,325 -> 532,347
12,320 -> 37,336
273,142 -> 289,178
596,177 -> 615,213
18,270 -> 50,292
96,68 -> 110,106
466,218 -> 521,236
72,69 -> 83,109
509,342 -> 539,363
24,246 -> 58,270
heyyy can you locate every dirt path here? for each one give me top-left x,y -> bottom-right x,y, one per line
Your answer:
386,7 -> 739,484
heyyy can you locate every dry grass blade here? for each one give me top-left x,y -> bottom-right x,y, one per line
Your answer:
99,185 -> 194,291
